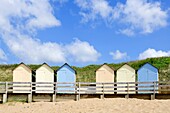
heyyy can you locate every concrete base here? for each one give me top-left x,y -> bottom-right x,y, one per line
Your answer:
125,94 -> 129,99
28,94 -> 32,103
51,94 -> 56,102
100,95 -> 104,99
75,95 -> 79,101
3,94 -> 7,103
151,95 -> 155,100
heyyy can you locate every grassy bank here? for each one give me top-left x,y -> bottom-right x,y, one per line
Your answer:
0,57 -> 170,82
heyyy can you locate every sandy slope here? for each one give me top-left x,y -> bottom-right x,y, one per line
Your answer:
0,98 -> 169,113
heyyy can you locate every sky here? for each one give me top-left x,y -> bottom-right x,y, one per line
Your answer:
0,0 -> 170,67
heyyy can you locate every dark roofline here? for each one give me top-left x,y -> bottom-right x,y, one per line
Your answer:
13,62 -> 32,71
137,62 -> 159,72
56,63 -> 77,74
116,63 -> 135,71
36,62 -> 54,72
95,63 -> 114,72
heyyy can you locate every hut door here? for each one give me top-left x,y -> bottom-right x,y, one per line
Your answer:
98,70 -> 105,82
120,70 -> 127,82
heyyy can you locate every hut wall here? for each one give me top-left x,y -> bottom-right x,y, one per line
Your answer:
57,65 -> 76,94
116,64 -> 136,94
36,64 -> 54,93
13,64 -> 32,93
96,65 -> 115,94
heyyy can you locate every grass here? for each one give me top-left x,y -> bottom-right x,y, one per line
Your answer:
0,57 -> 170,82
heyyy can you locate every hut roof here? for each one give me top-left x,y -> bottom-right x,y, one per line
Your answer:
56,63 -> 77,74
95,63 -> 114,72
117,63 -> 135,71
36,63 -> 54,72
137,62 -> 158,72
13,62 -> 32,71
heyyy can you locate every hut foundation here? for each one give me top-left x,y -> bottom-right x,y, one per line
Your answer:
2,94 -> 7,103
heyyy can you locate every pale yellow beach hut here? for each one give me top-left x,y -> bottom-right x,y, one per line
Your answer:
35,63 -> 54,93
13,62 -> 32,93
116,64 -> 136,94
96,63 -> 115,94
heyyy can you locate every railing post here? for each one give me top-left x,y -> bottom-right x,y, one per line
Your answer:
125,82 -> 129,99
100,83 -> 104,99
78,82 -> 81,100
3,82 -> 8,103
151,81 -> 156,100
75,82 -> 79,101
28,82 -> 32,103
52,82 -> 56,102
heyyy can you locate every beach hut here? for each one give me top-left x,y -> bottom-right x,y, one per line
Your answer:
137,63 -> 159,93
116,64 -> 136,94
56,63 -> 76,94
96,63 -> 115,94
35,63 -> 54,93
13,62 -> 32,93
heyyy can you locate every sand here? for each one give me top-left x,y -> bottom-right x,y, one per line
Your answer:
0,98 -> 169,113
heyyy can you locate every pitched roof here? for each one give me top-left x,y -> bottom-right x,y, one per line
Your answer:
95,63 -> 114,72
56,63 -> 77,74
36,62 -> 54,71
13,62 -> 32,71
116,63 -> 135,71
137,62 -> 158,71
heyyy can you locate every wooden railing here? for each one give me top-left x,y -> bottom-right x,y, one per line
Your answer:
0,81 -> 169,94
1,81 -> 170,103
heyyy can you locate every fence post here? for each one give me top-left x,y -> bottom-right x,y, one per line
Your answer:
3,82 -> 8,103
125,82 -> 129,99
100,83 -> 104,99
78,82 -> 81,100
52,82 -> 56,102
151,82 -> 156,100
28,82 -> 32,103
75,82 -> 79,101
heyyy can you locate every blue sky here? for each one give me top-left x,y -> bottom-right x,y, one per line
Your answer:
0,0 -> 170,67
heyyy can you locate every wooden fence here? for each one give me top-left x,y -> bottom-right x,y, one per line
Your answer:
0,81 -> 170,103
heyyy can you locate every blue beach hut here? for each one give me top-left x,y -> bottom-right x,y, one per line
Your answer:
56,63 -> 76,93
137,63 -> 159,93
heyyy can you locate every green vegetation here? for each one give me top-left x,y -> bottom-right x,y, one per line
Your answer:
0,57 -> 170,82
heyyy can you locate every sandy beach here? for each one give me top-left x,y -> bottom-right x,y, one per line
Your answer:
0,98 -> 169,113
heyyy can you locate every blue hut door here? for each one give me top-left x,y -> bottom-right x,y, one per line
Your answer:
57,70 -> 75,93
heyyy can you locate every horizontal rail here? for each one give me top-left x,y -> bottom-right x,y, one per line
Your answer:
0,81 -> 169,94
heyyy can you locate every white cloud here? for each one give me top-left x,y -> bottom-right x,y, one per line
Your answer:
75,0 -> 168,35
110,50 -> 128,60
0,0 -> 100,64
0,48 -> 7,61
117,0 -> 168,34
119,29 -> 134,36
74,0 -> 116,23
66,38 -> 101,62
0,0 -> 61,32
138,48 -> 170,60
2,33 -> 100,63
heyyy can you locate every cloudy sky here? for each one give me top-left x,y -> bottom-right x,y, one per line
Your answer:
0,0 -> 170,66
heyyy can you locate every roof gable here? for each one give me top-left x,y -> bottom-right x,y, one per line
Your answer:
14,62 -> 32,72
96,63 -> 114,73
57,63 -> 76,74
36,63 -> 54,72
138,63 -> 158,73
117,64 -> 135,72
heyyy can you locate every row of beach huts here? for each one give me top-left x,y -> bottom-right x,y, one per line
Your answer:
12,62 -> 159,94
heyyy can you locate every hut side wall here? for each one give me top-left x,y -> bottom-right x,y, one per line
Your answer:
36,65 -> 54,93
96,65 -> 115,94
57,65 -> 76,94
117,65 -> 136,94
13,64 -> 32,93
